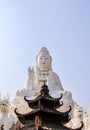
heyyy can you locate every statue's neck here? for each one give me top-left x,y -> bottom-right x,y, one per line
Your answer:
35,68 -> 52,83
36,67 -> 52,72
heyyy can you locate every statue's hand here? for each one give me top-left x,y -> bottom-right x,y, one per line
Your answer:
28,66 -> 34,79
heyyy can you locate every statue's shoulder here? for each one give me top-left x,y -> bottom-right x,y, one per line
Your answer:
49,70 -> 59,76
48,71 -> 60,80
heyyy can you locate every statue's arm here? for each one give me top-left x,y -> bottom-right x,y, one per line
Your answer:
28,66 -> 35,80
23,66 -> 35,89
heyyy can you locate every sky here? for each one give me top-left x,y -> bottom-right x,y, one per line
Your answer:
0,0 -> 90,111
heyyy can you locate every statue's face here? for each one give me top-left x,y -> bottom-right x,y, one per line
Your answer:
37,52 -> 51,70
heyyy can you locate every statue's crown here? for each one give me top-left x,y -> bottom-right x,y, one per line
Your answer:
39,47 -> 49,55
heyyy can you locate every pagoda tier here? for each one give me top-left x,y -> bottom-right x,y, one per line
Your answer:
24,83 -> 63,109
15,105 -> 71,124
15,122 -> 83,130
15,82 -> 83,130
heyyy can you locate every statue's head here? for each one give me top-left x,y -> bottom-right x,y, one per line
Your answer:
36,47 -> 52,71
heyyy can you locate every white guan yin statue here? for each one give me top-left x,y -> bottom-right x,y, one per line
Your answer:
24,47 -> 63,92
12,47 -> 74,112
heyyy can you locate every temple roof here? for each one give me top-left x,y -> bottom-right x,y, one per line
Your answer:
15,106 -> 71,125
24,82 -> 63,109
16,121 -> 83,130
15,82 -> 83,130
24,93 -> 62,103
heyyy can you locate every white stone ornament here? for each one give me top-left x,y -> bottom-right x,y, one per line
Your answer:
0,96 -> 17,130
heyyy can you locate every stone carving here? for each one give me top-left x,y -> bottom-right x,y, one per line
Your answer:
0,95 -> 17,130
71,103 -> 83,128
64,102 -> 83,129
83,111 -> 90,130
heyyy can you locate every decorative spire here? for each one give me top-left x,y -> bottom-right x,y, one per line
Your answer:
40,80 -> 49,94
